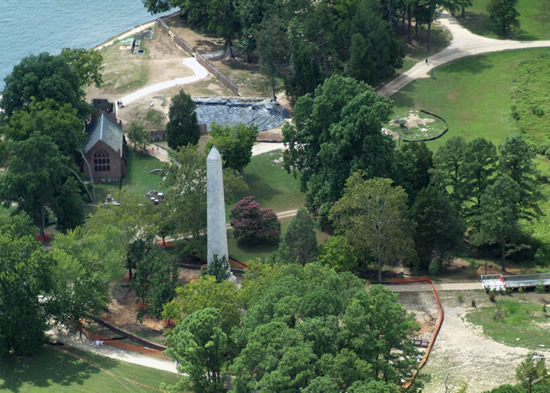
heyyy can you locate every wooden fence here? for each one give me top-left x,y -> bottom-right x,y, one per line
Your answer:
156,15 -> 239,95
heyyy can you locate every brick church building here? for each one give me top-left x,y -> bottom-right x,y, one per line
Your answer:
83,112 -> 128,181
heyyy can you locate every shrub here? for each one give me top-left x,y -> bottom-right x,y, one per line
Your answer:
230,196 -> 281,244
458,295 -> 464,303
429,260 -> 439,275
471,299 -> 476,307
506,288 -> 513,295
518,287 -> 524,293
489,290 -> 496,302
536,281 -> 545,293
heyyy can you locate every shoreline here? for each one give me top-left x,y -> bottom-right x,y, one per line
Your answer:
93,10 -> 179,51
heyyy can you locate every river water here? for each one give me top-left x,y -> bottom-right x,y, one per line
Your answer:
0,0 -> 173,90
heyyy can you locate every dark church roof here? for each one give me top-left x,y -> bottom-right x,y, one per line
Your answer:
84,113 -> 124,157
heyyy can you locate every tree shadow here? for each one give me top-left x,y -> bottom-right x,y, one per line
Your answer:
0,346 -> 117,392
442,54 -> 493,74
233,173 -> 284,206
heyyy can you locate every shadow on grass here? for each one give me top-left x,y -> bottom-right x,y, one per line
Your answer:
443,54 -> 493,74
0,347 -> 114,392
235,173 -> 285,205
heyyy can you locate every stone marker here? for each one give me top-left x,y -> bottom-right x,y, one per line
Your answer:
206,146 -> 234,280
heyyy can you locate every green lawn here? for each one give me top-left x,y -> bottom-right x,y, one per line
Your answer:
459,0 -> 550,40
467,298 -> 550,349
392,48 -> 550,149
0,347 -> 179,393
91,150 -> 165,206
232,150 -> 305,214
391,48 -> 550,256
228,215 -> 331,263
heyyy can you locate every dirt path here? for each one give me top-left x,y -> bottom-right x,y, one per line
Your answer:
422,300 -> 549,393
377,11 -> 550,97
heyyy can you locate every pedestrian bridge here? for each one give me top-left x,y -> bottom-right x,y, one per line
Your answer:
481,273 -> 550,291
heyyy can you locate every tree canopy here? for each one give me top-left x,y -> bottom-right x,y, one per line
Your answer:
330,174 -> 416,282
166,89 -> 201,150
206,123 -> 258,172
283,74 -> 394,226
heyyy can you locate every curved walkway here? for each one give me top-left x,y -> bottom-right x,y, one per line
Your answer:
377,11 -> 550,97
119,57 -> 209,106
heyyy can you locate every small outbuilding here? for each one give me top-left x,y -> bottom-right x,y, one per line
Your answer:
83,112 -> 128,181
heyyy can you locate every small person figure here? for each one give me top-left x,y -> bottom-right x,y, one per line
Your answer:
425,58 -> 429,65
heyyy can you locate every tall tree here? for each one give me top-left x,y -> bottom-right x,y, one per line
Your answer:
498,135 -> 543,221
0,133 -> 66,237
255,13 -> 289,100
60,48 -> 104,88
54,177 -> 85,232
0,213 -> 54,356
283,74 -> 394,226
132,245 -> 179,320
206,122 -> 258,172
2,98 -> 84,157
461,138 -> 498,224
516,353 -> 547,393
431,136 -> 467,209
338,286 -> 418,384
285,42 -> 322,105
165,308 -> 228,393
411,185 -> 464,272
127,121 -> 150,152
280,207 -> 318,265
471,175 -> 522,272
330,174 -> 416,282
166,89 -> 201,150
347,0 -> 403,86
162,275 -> 242,335
49,226 -> 125,333
487,0 -> 520,35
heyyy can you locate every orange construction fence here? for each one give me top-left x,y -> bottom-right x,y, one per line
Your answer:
389,277 -> 444,390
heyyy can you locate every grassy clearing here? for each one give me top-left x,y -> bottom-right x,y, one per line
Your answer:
391,48 -> 550,257
0,346 -> 179,393
391,49 -> 550,149
459,0 -> 550,40
467,298 -> 550,349
510,53 -> 550,145
232,150 -> 305,214
87,150 -> 165,212
97,41 -> 149,95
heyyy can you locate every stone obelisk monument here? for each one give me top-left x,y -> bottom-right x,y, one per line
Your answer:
206,146 -> 233,279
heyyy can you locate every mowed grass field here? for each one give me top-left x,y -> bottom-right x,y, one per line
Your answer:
459,0 -> 550,40
391,48 -> 550,254
0,347 -> 179,393
391,48 -> 550,149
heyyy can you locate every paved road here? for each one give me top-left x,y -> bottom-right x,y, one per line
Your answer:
386,282 -> 483,292
377,11 -> 550,97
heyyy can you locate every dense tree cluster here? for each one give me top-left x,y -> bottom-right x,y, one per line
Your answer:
146,0 -> 471,101
0,49 -> 103,235
164,263 -> 419,393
